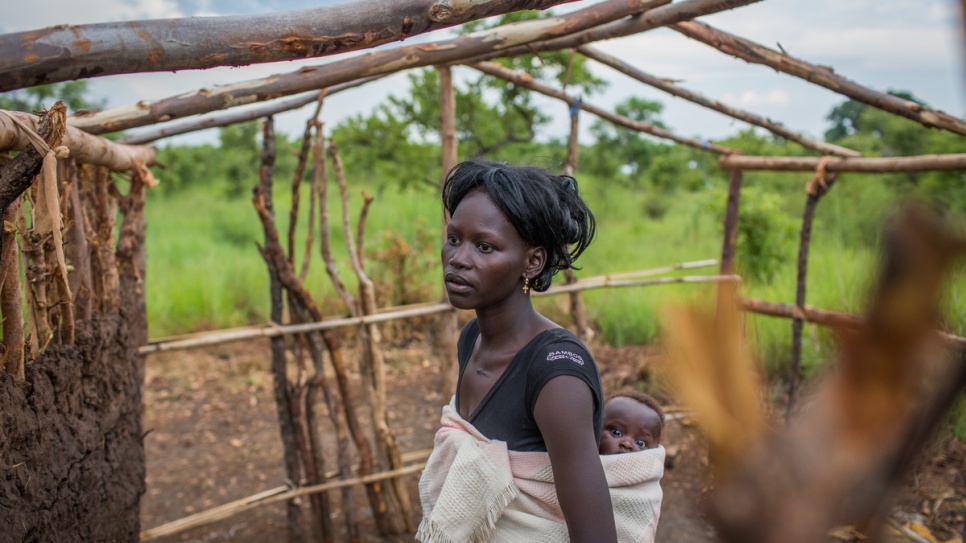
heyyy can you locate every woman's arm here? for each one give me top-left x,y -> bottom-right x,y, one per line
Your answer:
534,375 -> 617,543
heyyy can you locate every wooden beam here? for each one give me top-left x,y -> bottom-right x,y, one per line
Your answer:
672,21 -> 966,137
720,154 -> 966,172
577,45 -> 861,158
469,60 -> 738,154
0,0 -> 582,92
738,296 -> 966,352
117,76 -> 383,145
457,0 -> 762,65
0,111 -> 155,169
67,0 -> 680,135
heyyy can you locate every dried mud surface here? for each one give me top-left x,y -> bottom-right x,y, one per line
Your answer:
140,340 -> 964,543
0,316 -> 145,543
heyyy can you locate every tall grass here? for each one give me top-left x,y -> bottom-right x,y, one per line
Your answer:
145,171 -> 965,374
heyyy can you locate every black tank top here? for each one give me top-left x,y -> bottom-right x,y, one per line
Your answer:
455,319 -> 603,452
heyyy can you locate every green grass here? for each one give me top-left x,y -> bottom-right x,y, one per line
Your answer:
143,170 -> 966,435
145,172 -> 965,357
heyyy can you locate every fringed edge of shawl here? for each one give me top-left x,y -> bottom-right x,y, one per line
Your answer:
415,481 -> 517,543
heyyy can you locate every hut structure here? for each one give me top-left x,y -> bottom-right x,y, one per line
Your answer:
0,0 -> 964,541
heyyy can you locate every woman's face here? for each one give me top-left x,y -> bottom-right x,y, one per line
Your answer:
442,189 -> 533,311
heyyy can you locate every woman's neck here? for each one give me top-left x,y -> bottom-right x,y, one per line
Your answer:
474,296 -> 552,348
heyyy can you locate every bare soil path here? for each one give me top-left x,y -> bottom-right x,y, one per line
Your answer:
140,341 -> 964,543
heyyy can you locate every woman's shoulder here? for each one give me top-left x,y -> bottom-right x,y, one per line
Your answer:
524,327 -> 596,370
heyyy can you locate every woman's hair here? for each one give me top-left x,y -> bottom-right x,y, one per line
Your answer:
442,159 -> 596,292
609,389 -> 664,429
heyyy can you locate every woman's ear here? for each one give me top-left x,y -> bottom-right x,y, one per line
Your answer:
525,246 -> 547,280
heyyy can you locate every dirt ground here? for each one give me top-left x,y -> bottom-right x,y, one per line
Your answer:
140,339 -> 965,543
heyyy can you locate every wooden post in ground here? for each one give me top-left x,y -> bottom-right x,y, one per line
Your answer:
720,170 -> 743,276
330,140 -> 412,534
561,106 -> 594,343
256,117 -> 304,542
437,65 -> 460,398
788,167 -> 838,416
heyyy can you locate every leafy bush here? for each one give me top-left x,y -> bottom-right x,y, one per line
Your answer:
706,186 -> 798,284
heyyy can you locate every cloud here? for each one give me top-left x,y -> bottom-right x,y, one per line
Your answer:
3,0 -> 183,31
720,89 -> 792,108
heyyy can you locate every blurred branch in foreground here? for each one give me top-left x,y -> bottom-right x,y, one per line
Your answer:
661,205 -> 966,543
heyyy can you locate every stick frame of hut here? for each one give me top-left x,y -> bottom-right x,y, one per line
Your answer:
2,1 -> 966,541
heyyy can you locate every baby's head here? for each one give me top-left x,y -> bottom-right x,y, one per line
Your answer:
599,390 -> 664,455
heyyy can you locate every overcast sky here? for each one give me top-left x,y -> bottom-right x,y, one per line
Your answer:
3,0 -> 965,147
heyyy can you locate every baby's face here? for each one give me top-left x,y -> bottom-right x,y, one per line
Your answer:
599,397 -> 662,455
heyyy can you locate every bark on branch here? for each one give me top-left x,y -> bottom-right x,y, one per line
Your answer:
456,0 -> 761,65
469,60 -> 738,154
0,0 -> 581,92
672,20 -> 966,137
720,154 -> 966,172
69,0 -> 673,135
117,77 -> 381,145
1,110 -> 155,169
577,45 -> 861,157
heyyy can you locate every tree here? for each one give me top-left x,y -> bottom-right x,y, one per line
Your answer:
387,10 -> 607,158
824,90 -> 921,142
586,97 -> 665,182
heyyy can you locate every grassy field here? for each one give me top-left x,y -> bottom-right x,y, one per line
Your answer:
144,168 -> 966,434
146,172 -> 963,346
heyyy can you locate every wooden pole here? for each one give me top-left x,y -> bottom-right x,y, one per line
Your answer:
0,0 -> 583,92
456,0 -> 761,66
330,139 -> 412,533
577,45 -> 861,158
737,297 -> 966,352
672,20 -> 966,137
68,0 -> 672,134
560,106 -> 595,342
0,111 -> 155,169
720,154 -> 966,173
437,65 -> 460,399
0,200 -> 25,379
469,60 -> 737,154
256,117 -> 305,543
788,171 -> 838,416
138,266 -> 729,355
117,77 -> 382,145
720,169 -> 743,275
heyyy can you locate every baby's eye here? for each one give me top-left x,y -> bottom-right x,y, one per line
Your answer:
635,438 -> 647,449
447,235 -> 459,245
610,428 -> 623,437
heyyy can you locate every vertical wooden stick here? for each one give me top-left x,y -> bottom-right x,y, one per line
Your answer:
256,117 -> 305,542
720,169 -> 743,276
64,160 -> 93,322
788,171 -> 838,415
561,107 -> 594,342
437,64 -> 460,398
330,139 -> 411,533
1,198 -> 25,379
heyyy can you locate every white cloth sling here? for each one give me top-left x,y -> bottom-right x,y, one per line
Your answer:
417,398 -> 664,543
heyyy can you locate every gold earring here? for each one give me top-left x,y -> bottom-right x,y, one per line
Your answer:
522,276 -> 530,294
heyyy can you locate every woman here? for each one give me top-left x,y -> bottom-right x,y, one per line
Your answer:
418,159 -> 617,542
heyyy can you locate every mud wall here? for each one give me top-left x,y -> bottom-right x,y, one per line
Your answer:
0,314 -> 144,542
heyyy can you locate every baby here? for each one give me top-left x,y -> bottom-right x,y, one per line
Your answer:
599,390 -> 664,455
